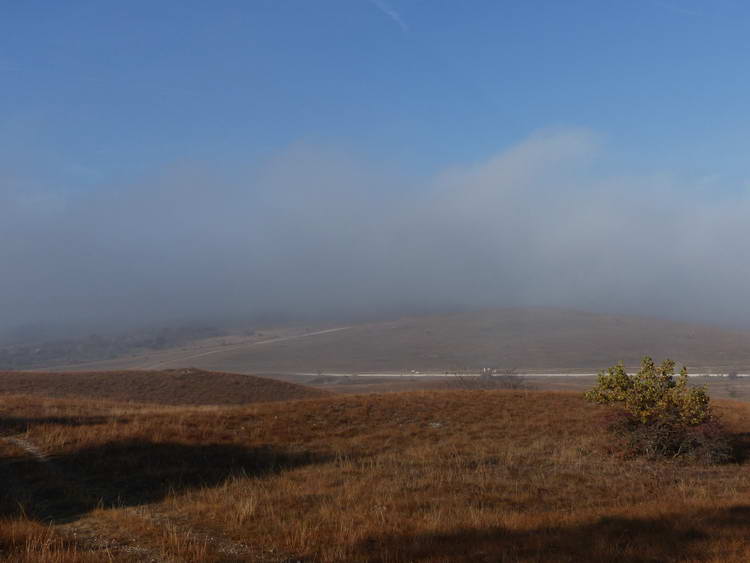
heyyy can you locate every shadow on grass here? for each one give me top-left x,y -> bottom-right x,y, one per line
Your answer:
0,439 -> 326,523
356,505 -> 750,562
0,415 -> 126,435
731,431 -> 750,463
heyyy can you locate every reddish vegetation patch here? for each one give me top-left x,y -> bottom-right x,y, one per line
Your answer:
0,369 -> 330,405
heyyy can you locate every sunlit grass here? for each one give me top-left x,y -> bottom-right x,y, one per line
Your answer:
1,390 -> 750,561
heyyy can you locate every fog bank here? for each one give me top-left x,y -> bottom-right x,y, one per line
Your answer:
2,129 -> 749,336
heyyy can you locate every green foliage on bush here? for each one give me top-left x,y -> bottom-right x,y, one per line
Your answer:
585,357 -> 711,425
586,357 -> 734,463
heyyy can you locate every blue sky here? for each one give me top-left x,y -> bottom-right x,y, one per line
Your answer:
3,1 -> 750,330
3,0 -> 749,188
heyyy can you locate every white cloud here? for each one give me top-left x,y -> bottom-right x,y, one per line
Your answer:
368,0 -> 409,32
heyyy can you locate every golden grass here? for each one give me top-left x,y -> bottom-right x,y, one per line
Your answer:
1,390 -> 750,561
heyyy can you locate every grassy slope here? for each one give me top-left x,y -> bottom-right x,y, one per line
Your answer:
86,308 -> 750,374
1,390 -> 750,562
0,368 -> 330,405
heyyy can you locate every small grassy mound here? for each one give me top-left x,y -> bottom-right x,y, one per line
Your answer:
0,368 -> 330,405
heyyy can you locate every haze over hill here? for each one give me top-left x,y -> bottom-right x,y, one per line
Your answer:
42,308 -> 750,374
6,130 -> 750,337
5,3 -> 750,364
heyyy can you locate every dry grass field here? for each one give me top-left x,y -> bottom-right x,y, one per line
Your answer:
273,372 -> 750,402
2,388 -> 750,562
0,369 -> 330,405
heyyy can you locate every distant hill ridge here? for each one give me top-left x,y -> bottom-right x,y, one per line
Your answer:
143,308 -> 750,373
24,308 -> 750,374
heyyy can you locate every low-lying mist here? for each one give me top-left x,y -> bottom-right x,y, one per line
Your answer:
2,128 -> 749,339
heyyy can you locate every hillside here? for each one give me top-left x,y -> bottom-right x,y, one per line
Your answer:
234,308 -> 750,373
52,308 -> 750,374
1,390 -> 749,561
0,368 -> 330,405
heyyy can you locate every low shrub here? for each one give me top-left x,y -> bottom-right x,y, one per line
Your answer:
606,410 -> 735,464
586,357 -> 735,463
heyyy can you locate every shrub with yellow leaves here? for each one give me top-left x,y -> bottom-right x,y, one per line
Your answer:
585,357 -> 710,425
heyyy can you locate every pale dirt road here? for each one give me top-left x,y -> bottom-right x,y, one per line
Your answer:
140,326 -> 352,370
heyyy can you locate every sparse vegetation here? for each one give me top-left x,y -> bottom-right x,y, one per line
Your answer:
1,388 -> 750,561
0,369 -> 330,405
585,357 -> 734,462
455,367 -> 530,390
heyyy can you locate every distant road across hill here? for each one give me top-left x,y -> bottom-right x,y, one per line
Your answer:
139,327 -> 352,370
31,308 -> 750,375
38,326 -> 352,373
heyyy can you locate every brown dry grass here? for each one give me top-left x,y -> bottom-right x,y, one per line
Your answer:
2,390 -> 750,561
296,373 -> 750,403
0,368 -> 330,405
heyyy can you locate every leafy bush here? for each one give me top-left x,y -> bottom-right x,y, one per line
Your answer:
585,357 -> 710,425
586,357 -> 734,463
